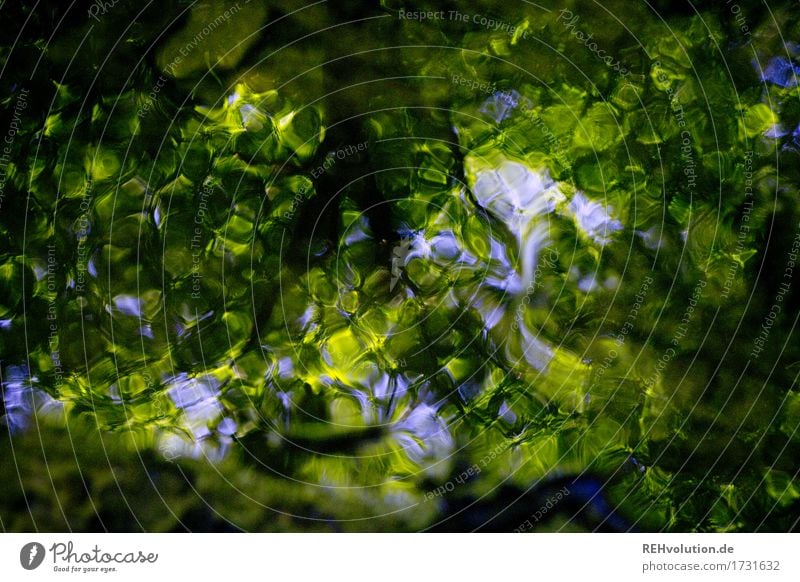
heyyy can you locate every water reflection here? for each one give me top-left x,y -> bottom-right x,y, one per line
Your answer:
157,373 -> 234,461
1,365 -> 63,434
3,0 -> 797,532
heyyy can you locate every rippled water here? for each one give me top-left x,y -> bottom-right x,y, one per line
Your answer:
1,0 -> 799,531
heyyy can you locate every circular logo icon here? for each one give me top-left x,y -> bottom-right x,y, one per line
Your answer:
20,542 -> 46,570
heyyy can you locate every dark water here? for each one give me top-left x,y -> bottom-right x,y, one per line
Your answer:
1,0 -> 799,532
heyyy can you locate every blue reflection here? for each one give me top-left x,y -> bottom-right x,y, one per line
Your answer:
761,56 -> 800,88
480,89 -> 521,123
565,476 -> 632,531
1,365 -> 62,434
